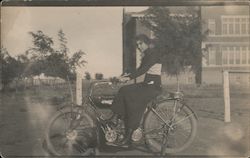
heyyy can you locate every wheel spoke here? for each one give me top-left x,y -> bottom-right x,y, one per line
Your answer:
176,129 -> 190,138
146,134 -> 164,139
144,100 -> 197,154
172,113 -> 194,126
59,110 -> 72,132
72,139 -> 86,153
60,138 -> 70,150
144,126 -> 164,135
46,107 -> 97,156
161,132 -> 168,154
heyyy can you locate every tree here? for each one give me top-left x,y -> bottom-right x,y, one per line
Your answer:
68,50 -> 87,74
84,72 -> 91,80
57,30 -> 87,77
27,30 -> 54,59
141,7 -> 207,85
95,73 -> 103,80
0,48 -> 25,90
25,30 -> 87,81
58,29 -> 69,57
43,52 -> 71,79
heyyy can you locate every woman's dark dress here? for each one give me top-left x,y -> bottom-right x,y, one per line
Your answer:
111,48 -> 162,130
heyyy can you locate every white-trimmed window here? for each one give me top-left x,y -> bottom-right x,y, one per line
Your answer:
229,47 -> 234,64
222,47 -> 229,65
208,19 -> 216,35
221,16 -> 249,36
208,47 -> 216,65
241,46 -> 247,64
222,46 -> 250,66
235,47 -> 240,64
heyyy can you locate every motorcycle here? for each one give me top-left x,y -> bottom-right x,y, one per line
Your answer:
44,80 -> 198,156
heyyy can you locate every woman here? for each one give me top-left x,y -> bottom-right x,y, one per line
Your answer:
110,34 -> 162,147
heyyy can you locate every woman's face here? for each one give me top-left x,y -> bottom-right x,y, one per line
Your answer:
136,40 -> 148,53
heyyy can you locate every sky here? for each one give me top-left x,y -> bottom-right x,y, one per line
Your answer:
1,7 -> 147,78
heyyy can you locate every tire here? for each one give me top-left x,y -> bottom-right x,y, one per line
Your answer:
144,100 -> 197,154
45,106 -> 97,156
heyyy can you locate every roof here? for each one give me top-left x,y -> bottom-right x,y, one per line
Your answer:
124,7 -> 196,18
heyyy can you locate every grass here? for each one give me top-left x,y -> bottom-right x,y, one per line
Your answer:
0,81 -> 249,156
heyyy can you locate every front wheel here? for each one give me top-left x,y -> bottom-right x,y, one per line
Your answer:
45,106 -> 97,156
144,100 -> 197,154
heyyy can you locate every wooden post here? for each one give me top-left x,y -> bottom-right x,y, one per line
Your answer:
76,68 -> 83,105
223,70 -> 231,122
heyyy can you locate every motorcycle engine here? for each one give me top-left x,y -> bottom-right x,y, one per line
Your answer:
104,119 -> 126,143
105,129 -> 117,143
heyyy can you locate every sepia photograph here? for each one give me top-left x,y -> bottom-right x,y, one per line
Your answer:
1,1 -> 250,157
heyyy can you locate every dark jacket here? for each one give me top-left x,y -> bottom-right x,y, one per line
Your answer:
128,48 -> 162,87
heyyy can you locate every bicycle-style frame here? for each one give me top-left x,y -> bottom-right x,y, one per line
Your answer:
46,80 -> 198,156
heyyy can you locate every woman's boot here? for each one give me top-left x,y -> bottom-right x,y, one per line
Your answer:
118,128 -> 133,148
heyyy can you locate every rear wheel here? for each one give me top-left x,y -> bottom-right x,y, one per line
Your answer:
144,100 -> 197,154
45,106 -> 97,156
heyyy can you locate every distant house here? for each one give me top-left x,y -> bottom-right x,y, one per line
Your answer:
32,73 -> 66,85
122,6 -> 250,85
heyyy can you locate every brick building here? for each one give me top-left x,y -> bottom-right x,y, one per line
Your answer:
122,6 -> 250,85
201,6 -> 250,85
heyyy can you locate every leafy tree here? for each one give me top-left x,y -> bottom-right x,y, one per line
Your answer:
27,30 -> 54,59
43,52 -> 71,79
68,50 -> 87,74
84,72 -> 91,80
57,29 -> 87,73
58,29 -> 69,57
141,7 -> 207,85
0,48 -> 25,90
95,73 -> 104,80
25,30 -> 87,81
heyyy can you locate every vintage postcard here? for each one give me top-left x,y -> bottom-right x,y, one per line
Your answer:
1,0 -> 249,157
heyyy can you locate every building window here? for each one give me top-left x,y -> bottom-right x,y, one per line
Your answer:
208,19 -> 216,35
222,46 -> 250,66
222,23 -> 228,35
208,47 -> 216,65
241,46 -> 247,64
235,18 -> 240,34
228,19 -> 234,34
229,47 -> 234,64
235,47 -> 240,64
222,47 -> 229,65
222,16 -> 249,36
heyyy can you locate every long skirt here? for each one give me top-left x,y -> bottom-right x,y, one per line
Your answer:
111,82 -> 161,130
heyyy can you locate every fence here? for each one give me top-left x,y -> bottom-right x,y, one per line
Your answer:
8,78 -> 67,89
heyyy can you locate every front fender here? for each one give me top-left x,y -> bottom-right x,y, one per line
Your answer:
58,104 -> 98,123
